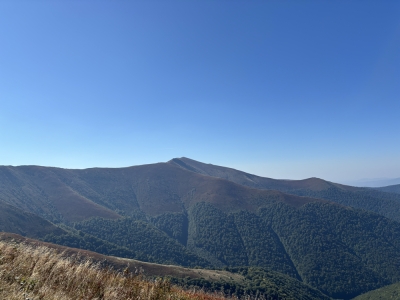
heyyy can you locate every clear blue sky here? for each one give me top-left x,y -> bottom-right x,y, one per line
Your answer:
1,1 -> 399,182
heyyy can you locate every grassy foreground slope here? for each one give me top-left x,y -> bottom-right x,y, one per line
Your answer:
0,237 -> 224,300
353,282 -> 400,300
0,233 -> 331,300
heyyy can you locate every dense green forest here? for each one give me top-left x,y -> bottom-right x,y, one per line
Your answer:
353,282 -> 400,300
151,212 -> 189,245
376,184 -> 400,195
73,217 -> 211,267
189,202 -> 400,298
188,202 -> 248,267
170,267 -> 331,300
259,202 -> 400,298
67,201 -> 400,299
275,187 -> 400,223
232,210 -> 300,279
43,230 -> 146,261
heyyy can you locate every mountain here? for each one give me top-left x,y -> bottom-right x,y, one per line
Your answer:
0,165 -> 121,223
169,157 -> 400,222
0,232 -> 331,300
376,183 -> 400,194
0,163 -> 319,222
2,160 -> 400,298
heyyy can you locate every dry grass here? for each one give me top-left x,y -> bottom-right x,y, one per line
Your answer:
0,240 -> 226,300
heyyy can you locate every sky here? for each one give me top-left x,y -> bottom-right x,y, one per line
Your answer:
1,1 -> 400,183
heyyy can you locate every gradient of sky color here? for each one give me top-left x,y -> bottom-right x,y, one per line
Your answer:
1,1 -> 399,183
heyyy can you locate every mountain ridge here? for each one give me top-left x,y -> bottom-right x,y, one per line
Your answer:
0,162 -> 324,223
169,157 -> 400,222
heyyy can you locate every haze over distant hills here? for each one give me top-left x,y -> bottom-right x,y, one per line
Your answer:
342,177 -> 400,188
2,158 -> 400,299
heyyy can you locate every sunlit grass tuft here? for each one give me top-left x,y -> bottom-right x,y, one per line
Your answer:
0,240 -> 225,300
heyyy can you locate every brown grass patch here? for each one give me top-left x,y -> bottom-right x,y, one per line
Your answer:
0,240 -> 226,300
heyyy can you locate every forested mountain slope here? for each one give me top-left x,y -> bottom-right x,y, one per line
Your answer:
0,199 -> 170,264
2,160 -> 400,298
72,200 -> 400,299
0,199 -> 64,238
169,157 -> 400,222
376,183 -> 400,194
353,282 -> 400,300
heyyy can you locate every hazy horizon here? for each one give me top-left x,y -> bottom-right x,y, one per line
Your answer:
1,1 -> 399,183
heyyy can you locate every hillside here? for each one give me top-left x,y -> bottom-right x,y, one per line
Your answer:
70,200 -> 400,299
0,163 -> 320,222
352,282 -> 400,300
0,165 -> 120,223
0,233 -> 331,300
0,198 -> 209,268
376,183 -> 400,194
0,199 -> 64,238
0,232 -> 232,280
169,157 -> 400,222
2,160 -> 400,298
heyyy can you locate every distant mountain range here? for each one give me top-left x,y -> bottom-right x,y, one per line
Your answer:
2,158 -> 400,299
342,177 -> 400,188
